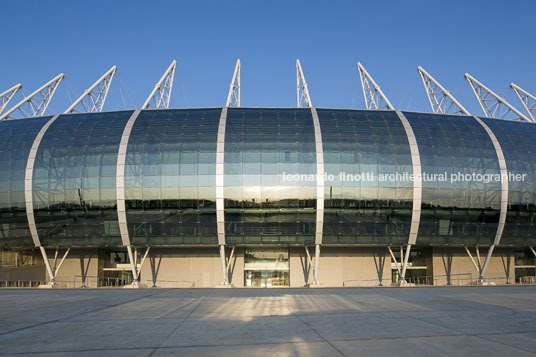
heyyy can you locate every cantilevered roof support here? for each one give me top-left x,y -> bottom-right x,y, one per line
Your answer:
225,59 -> 240,107
0,74 -> 64,120
357,62 -> 394,110
297,59 -> 312,108
64,66 -> 117,114
142,60 -> 177,109
511,83 -> 536,122
0,83 -> 22,115
465,73 -> 531,122
418,66 -> 470,115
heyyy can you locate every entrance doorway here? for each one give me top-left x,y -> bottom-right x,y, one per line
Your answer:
244,248 -> 289,287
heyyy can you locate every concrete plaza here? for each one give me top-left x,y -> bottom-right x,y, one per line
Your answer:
0,286 -> 535,356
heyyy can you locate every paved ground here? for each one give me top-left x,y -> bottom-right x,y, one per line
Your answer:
0,286 -> 535,356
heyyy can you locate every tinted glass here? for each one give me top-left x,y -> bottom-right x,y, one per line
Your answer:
0,117 -> 49,247
317,109 -> 413,244
224,108 -> 316,244
33,112 -> 132,246
405,112 -> 501,245
125,109 -> 220,245
483,118 -> 536,246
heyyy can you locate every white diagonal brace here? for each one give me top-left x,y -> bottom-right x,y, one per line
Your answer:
0,83 -> 22,115
465,73 -> 531,122
142,60 -> 176,109
417,66 -> 470,115
65,66 -> 117,113
510,83 -> 536,122
297,59 -> 312,108
0,74 -> 64,120
357,62 -> 394,110
226,59 -> 240,107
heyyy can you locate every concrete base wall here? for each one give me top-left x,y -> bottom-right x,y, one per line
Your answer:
2,246 -> 521,288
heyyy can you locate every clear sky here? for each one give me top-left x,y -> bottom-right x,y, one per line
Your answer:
1,0 -> 535,115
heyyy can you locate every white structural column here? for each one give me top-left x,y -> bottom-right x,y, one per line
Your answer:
116,109 -> 142,284
472,115 -> 509,281
310,107 -> 324,285
24,114 -> 61,284
394,111 -> 422,282
216,107 -> 229,284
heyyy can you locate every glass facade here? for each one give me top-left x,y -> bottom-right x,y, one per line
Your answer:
224,108 -> 316,245
318,109 -> 413,244
405,113 -> 501,245
0,116 -> 49,247
1,108 -> 536,248
32,112 -> 132,246
124,109 -> 220,245
484,118 -> 536,245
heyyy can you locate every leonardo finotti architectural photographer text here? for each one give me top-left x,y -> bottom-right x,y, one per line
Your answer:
282,171 -> 527,183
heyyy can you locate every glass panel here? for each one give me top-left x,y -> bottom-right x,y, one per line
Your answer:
32,112 -> 132,246
484,118 -> 536,246
317,109 -> 413,245
405,113 -> 501,245
125,109 -> 220,245
224,108 -> 316,245
0,116 -> 50,247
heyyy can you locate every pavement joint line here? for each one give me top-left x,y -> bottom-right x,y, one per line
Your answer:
0,289 -> 170,337
147,288 -> 214,356
267,288 -> 345,357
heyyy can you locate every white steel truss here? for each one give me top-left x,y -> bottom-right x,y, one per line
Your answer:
226,59 -> 240,107
357,62 -> 394,110
465,73 -> 531,122
0,83 -> 22,115
417,66 -> 470,115
142,60 -> 176,109
0,74 -> 64,121
64,66 -> 117,114
511,83 -> 536,122
297,59 -> 312,108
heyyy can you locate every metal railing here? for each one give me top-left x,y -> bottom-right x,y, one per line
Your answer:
0,280 -> 45,287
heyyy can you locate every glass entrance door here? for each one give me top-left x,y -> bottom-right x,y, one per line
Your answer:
244,249 -> 289,287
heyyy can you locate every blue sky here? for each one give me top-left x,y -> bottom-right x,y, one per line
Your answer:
1,1 -> 535,115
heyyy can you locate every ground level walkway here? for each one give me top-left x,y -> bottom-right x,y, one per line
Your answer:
0,286 -> 535,355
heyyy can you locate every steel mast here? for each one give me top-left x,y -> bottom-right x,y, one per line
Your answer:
0,74 -> 64,120
357,62 -> 394,110
64,66 -> 116,113
0,83 -> 22,115
465,73 -> 531,122
226,59 -> 240,107
417,66 -> 470,115
296,59 -> 312,108
510,83 -> 536,122
142,60 -> 176,109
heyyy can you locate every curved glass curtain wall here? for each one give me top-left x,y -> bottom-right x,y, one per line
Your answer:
483,118 -> 536,246
124,109 -> 220,245
317,109 -> 413,244
32,112 -> 132,246
0,117 -> 49,247
404,113 -> 501,245
224,108 -> 316,245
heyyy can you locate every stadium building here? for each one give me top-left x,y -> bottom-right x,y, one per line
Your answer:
1,60 -> 535,288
